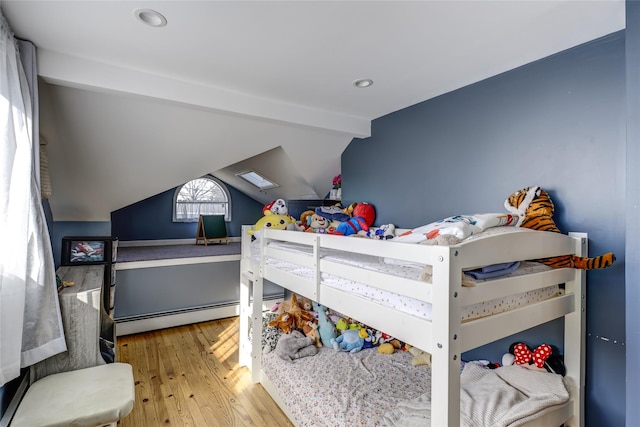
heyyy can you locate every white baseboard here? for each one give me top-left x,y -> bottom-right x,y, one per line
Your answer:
115,296 -> 282,336
115,254 -> 241,270
119,237 -> 240,247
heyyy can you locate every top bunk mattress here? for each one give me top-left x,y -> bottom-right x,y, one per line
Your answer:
248,228 -> 563,322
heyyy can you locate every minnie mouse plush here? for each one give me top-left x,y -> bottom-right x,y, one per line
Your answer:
503,342 -> 566,376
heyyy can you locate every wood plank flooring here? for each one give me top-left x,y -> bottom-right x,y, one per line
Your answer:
116,317 -> 294,427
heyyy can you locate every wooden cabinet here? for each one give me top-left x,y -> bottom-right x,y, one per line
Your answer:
31,265 -> 116,382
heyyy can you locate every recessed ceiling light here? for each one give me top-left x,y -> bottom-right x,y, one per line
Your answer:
134,9 -> 167,27
353,79 -> 373,88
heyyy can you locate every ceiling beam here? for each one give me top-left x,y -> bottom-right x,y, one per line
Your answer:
37,49 -> 372,138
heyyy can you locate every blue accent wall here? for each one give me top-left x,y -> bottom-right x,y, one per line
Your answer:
111,183 -> 262,241
343,32 -> 626,426
50,221 -> 111,268
626,2 -> 640,425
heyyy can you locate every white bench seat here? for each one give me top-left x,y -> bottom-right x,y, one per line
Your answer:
11,363 -> 134,427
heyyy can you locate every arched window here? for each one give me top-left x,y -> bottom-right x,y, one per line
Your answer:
173,176 -> 231,222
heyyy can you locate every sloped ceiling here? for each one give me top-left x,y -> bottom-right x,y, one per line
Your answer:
1,1 -> 625,221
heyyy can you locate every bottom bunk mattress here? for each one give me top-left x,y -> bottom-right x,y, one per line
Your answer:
262,346 -> 429,426
261,347 -> 570,427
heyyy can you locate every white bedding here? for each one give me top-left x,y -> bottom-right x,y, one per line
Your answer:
250,236 -> 562,322
261,346 -> 430,426
383,362 -> 569,427
261,346 -> 569,427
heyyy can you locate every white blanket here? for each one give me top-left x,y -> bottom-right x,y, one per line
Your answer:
393,213 -> 518,244
383,363 -> 569,427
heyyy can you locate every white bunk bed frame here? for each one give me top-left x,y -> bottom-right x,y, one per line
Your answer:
239,225 -> 586,426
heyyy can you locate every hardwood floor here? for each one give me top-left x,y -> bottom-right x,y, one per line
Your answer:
116,317 -> 294,427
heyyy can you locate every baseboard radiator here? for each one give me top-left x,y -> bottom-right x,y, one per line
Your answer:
115,295 -> 283,336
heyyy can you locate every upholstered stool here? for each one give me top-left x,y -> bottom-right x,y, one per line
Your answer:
11,363 -> 135,427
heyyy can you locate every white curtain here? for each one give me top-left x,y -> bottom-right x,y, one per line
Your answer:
0,11 -> 66,387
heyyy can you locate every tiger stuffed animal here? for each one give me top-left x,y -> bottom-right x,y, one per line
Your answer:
504,186 -> 615,270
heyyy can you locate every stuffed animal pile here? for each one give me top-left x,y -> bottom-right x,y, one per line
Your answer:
300,201 -> 398,239
265,294 -> 427,364
268,293 -> 316,335
249,198 -> 398,240
266,294 -> 319,360
297,202 -> 377,236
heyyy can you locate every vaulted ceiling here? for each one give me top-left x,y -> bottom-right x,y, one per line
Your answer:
1,1 -> 625,221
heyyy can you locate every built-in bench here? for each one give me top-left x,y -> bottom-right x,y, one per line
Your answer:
114,241 -> 283,335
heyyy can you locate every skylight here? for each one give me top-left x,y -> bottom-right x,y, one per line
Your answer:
237,171 -> 278,190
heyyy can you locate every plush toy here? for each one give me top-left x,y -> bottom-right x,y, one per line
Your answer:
267,312 -> 296,334
377,343 -> 395,354
504,186 -> 615,269
247,214 -> 296,238
388,339 -> 403,350
305,213 -> 333,233
405,344 -> 432,367
335,318 -> 350,334
370,329 -> 383,346
268,293 -> 315,332
263,199 -> 289,216
312,301 -> 338,348
342,202 -> 358,217
504,342 -> 566,376
298,210 -> 315,231
335,317 -> 364,334
377,331 -> 397,346
368,224 -> 396,240
276,293 -> 312,313
333,217 -> 370,236
362,328 -> 377,349
263,199 -> 306,231
274,330 -> 319,361
302,321 -> 322,348
331,329 -> 365,353
353,202 -> 375,227
315,204 -> 351,222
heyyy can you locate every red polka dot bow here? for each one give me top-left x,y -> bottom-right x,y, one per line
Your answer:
513,343 -> 552,368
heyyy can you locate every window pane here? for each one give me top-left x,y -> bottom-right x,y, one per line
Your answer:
174,177 -> 230,222
237,171 -> 278,190
176,202 -> 227,220
177,178 -> 225,202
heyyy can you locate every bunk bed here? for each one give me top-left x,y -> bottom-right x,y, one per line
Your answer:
238,224 -> 586,426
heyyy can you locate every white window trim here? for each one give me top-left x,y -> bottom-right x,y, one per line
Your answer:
172,175 -> 232,222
